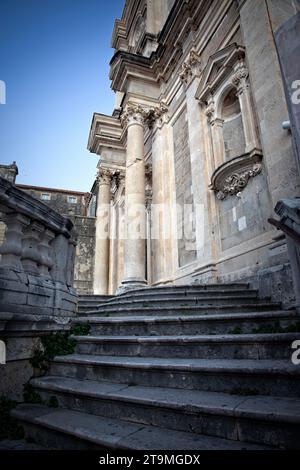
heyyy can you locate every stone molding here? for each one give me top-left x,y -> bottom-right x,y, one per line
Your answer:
210,149 -> 263,200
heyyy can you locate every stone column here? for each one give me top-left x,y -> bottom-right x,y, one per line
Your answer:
232,62 -> 260,153
93,168 -> 112,295
120,104 -> 147,290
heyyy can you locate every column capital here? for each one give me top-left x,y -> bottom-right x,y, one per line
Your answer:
231,61 -> 249,94
97,168 -> 113,186
121,102 -> 168,129
205,98 -> 216,124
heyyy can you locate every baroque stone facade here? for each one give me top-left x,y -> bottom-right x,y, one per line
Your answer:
87,0 -> 300,304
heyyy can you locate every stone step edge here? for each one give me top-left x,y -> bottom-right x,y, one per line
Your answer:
79,295 -> 261,308
52,354 -> 300,376
11,404 -> 270,450
31,376 -> 300,425
85,303 -> 282,315
72,332 -> 299,345
85,291 -> 259,303
74,310 -> 297,324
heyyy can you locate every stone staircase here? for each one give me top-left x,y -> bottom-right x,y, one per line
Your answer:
12,284 -> 300,450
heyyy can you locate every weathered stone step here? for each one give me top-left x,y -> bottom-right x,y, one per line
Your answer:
73,333 -> 298,360
31,376 -> 300,449
84,302 -> 282,317
79,295 -> 114,302
50,355 -> 300,397
95,289 -> 258,304
79,294 -> 261,312
11,404 -> 270,450
74,311 -> 298,336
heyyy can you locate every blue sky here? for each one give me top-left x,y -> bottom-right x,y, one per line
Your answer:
0,0 -> 124,191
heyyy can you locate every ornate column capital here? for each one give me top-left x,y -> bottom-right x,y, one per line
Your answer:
205,97 -> 216,125
121,102 -> 168,130
179,49 -> 201,84
121,103 -> 147,128
231,61 -> 249,95
97,168 -> 113,186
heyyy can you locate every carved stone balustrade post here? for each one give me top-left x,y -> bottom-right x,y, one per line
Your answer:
50,233 -> 69,284
21,221 -> 44,275
0,212 -> 30,269
38,228 -> 55,277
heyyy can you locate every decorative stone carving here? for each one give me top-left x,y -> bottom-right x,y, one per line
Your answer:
111,170 -> 125,199
121,103 -> 168,129
179,50 -> 201,84
231,61 -> 249,94
210,149 -> 263,200
216,164 -> 262,200
97,168 -> 113,186
205,97 -> 215,124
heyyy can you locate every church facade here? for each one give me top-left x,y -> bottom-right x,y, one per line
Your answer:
88,0 -> 300,304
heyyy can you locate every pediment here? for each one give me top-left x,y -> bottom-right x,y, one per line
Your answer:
196,43 -> 245,103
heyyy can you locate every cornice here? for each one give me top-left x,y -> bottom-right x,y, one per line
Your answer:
109,0 -> 212,93
88,113 -> 125,155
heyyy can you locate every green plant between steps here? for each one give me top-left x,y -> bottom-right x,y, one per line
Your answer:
0,395 -> 24,440
30,323 -> 91,372
23,384 -> 59,408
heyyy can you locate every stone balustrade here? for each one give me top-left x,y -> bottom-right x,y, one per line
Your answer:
0,175 -> 78,317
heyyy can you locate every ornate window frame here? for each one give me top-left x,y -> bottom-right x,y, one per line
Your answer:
195,43 -> 262,199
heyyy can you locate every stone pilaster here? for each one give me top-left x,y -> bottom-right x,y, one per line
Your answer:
231,61 -> 260,152
93,168 -> 113,295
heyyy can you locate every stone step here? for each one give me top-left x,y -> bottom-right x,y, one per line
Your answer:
88,301 -> 281,316
31,376 -> 300,449
79,294 -> 261,312
79,289 -> 259,305
78,284 -> 251,304
83,302 -> 282,317
50,354 -> 300,397
79,295 -> 114,302
11,404 -> 270,450
73,332 -> 298,360
74,311 -> 298,336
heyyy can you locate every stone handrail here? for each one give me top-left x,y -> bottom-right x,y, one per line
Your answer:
0,176 -> 78,317
269,198 -> 300,313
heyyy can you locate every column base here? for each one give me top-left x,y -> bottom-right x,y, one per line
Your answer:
116,278 -> 148,295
